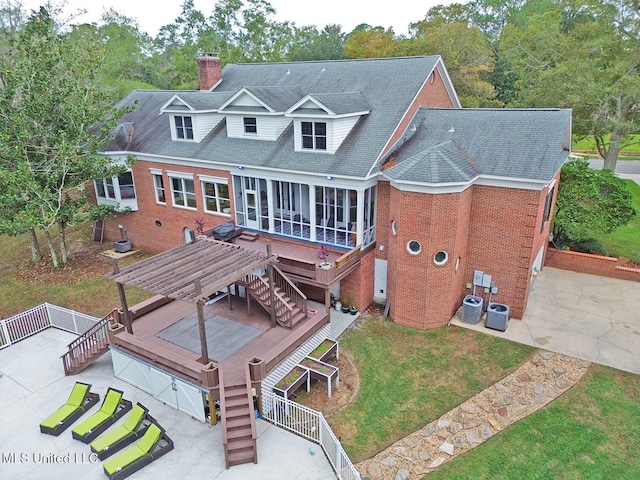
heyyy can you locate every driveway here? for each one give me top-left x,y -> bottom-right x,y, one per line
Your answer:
452,267 -> 640,374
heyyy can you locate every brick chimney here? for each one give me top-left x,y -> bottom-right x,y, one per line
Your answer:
197,53 -> 221,91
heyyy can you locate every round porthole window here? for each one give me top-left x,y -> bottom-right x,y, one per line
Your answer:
434,250 -> 449,265
407,240 -> 421,255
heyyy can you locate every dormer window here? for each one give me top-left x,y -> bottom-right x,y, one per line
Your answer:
302,121 -> 326,150
174,115 -> 194,140
243,117 -> 257,134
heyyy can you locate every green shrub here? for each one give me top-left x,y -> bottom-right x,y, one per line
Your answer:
569,238 -> 609,256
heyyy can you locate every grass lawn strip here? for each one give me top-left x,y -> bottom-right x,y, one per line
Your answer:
355,351 -> 590,480
426,364 -> 640,479
326,316 -> 535,462
591,179 -> 640,263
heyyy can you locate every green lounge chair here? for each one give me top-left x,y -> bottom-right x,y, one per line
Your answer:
90,403 -> 154,460
39,382 -> 100,436
71,387 -> 132,443
103,423 -> 174,480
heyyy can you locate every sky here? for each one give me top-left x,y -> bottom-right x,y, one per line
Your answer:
20,0 -> 455,37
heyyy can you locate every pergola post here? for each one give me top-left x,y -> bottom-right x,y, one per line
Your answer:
194,279 -> 209,364
266,245 -> 276,328
111,259 -> 133,334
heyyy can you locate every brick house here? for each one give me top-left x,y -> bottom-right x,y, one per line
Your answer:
95,55 -> 571,329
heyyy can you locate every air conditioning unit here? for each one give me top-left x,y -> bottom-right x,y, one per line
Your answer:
486,303 -> 510,331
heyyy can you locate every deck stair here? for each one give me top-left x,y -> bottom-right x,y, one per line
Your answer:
241,271 -> 308,329
238,231 -> 259,242
61,309 -> 115,375
220,367 -> 258,468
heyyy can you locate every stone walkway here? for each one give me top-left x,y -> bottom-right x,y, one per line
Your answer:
356,351 -> 591,480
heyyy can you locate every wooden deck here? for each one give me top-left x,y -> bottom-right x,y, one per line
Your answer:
235,233 -> 363,289
111,293 -> 329,389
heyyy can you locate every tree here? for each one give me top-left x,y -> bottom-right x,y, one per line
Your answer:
344,25 -> 400,58
501,0 -> 640,171
552,158 -> 636,242
0,7 -> 135,267
96,10 -> 159,96
404,7 -> 499,107
288,24 -> 345,61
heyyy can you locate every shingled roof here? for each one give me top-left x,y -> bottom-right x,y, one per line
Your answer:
380,108 -> 572,184
104,56 -> 444,178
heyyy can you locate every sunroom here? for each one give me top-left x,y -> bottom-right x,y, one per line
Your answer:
232,175 -> 376,249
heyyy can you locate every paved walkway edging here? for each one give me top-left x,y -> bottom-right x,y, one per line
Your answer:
356,351 -> 591,479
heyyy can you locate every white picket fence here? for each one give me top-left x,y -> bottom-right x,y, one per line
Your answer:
262,391 -> 361,480
0,303 -> 100,349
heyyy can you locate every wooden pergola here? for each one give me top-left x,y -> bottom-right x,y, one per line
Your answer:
106,239 -> 277,364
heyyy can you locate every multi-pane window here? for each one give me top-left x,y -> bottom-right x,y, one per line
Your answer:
152,173 -> 165,203
174,116 -> 194,140
202,180 -> 230,214
95,172 -> 136,200
243,117 -> 257,134
170,176 -> 196,208
301,121 -> 327,150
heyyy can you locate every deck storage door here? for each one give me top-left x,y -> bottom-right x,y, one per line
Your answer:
111,348 -> 206,422
150,368 -> 179,409
175,382 -> 206,422
111,348 -> 153,393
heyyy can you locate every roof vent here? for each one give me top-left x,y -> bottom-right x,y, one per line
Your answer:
448,126 -> 455,133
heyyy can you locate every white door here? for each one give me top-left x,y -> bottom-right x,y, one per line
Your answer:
374,259 -> 388,302
184,227 -> 194,243
150,368 -> 179,409
111,349 -> 153,393
175,382 -> 206,422
245,189 -> 259,229
242,177 -> 260,229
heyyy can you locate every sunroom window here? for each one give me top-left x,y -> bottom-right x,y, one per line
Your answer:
94,170 -> 138,210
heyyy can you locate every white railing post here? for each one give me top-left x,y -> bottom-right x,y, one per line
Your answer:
335,433 -> 342,478
45,302 -> 53,327
1,319 -> 11,347
72,311 -> 79,333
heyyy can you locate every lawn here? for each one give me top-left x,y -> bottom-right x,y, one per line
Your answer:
426,365 -> 640,479
0,226 -> 151,318
591,179 -> 640,263
573,134 -> 640,157
326,316 -> 535,461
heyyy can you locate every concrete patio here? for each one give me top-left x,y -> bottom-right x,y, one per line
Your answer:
452,267 -> 640,374
0,328 -> 336,480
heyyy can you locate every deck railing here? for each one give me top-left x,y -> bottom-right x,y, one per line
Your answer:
61,310 -> 115,375
262,391 -> 361,480
273,265 -> 308,317
0,303 -> 101,350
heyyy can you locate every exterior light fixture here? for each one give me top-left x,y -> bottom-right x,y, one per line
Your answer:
238,165 -> 244,170
326,175 -> 333,180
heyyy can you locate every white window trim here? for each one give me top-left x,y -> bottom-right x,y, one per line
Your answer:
151,171 -> 166,205
301,120 -> 327,151
200,176 -> 231,216
94,169 -> 138,211
243,116 -> 258,135
172,115 -> 195,142
168,173 -> 197,210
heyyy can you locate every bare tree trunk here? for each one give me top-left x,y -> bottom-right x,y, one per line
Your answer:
28,228 -> 42,263
43,229 -> 60,267
58,220 -> 68,266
